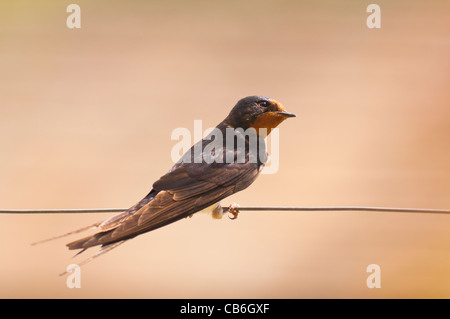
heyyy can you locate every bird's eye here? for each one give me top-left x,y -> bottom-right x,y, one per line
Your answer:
258,100 -> 269,107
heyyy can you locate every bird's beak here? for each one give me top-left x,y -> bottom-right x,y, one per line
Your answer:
275,110 -> 296,118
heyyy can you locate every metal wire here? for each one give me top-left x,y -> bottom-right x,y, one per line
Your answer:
0,208 -> 125,214
237,206 -> 450,215
1,206 -> 450,214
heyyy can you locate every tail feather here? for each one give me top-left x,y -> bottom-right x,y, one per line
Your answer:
59,240 -> 127,276
65,229 -> 115,250
31,222 -> 101,246
34,190 -> 160,275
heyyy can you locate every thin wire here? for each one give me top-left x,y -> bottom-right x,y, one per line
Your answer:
237,206 -> 450,215
1,206 -> 450,214
0,208 -> 125,214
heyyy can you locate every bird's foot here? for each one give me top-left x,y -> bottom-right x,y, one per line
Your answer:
224,202 -> 241,220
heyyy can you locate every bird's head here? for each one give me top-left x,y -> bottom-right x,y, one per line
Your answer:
226,96 -> 296,135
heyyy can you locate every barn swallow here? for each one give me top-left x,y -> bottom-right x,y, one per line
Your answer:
46,96 -> 295,271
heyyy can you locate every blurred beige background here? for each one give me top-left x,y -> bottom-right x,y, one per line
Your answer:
0,0 -> 449,298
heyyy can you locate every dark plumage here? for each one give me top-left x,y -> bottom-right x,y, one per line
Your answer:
61,96 -> 295,267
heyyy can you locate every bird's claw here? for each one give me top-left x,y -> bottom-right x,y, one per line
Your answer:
225,202 -> 240,220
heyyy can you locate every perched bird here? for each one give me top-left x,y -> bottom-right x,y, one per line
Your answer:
40,96 -> 295,272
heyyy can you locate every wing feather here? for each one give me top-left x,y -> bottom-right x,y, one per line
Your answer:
66,161 -> 259,250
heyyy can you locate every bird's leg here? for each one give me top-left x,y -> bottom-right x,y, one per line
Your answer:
224,202 -> 241,220
211,202 -> 224,219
